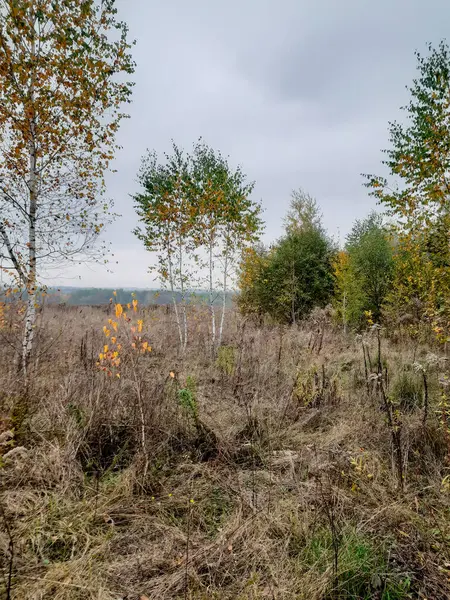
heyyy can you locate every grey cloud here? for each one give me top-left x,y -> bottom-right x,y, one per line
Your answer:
50,0 -> 450,287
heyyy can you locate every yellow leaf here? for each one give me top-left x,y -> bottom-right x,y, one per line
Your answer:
170,371 -> 175,378
115,304 -> 123,318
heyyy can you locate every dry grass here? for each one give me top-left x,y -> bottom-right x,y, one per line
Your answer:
0,304 -> 449,599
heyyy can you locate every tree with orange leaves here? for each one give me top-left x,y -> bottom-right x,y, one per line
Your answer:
0,0 -> 135,379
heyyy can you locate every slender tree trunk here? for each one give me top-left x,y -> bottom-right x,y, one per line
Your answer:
179,237 -> 187,353
167,245 -> 183,351
182,302 -> 188,353
22,248 -> 36,381
131,356 -> 148,479
22,27 -> 38,383
209,237 -> 216,351
218,243 -> 229,347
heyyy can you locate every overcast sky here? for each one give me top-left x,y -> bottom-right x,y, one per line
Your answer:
50,0 -> 450,288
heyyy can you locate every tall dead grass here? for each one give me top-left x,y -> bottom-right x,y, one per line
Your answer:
0,304 -> 449,599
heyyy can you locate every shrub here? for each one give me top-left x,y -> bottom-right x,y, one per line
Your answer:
300,526 -> 412,600
216,345 -> 236,376
391,369 -> 423,412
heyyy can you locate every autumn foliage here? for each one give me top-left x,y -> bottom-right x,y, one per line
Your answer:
364,41 -> 450,341
0,0 -> 135,375
97,293 -> 152,378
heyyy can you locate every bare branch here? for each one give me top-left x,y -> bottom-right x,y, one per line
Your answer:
0,221 -> 26,283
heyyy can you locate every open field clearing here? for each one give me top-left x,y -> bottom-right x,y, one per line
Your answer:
1,304 -> 449,599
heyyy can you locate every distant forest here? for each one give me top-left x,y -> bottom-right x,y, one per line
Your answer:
37,287 -> 235,307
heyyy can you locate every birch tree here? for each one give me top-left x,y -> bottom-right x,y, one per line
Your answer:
0,0 -> 135,378
191,141 -> 262,348
134,140 -> 262,351
364,41 -> 450,340
133,144 -> 196,353
332,214 -> 393,330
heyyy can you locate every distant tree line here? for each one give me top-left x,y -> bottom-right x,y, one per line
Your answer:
0,287 -> 234,308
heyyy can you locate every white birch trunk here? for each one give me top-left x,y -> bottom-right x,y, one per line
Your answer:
178,237 -> 188,353
22,26 -> 38,382
208,237 -> 216,351
167,245 -> 183,351
218,244 -> 228,347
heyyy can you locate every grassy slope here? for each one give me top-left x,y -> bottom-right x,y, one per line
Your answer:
0,305 -> 449,599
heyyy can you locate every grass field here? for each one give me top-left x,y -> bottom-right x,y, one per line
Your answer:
0,304 -> 449,599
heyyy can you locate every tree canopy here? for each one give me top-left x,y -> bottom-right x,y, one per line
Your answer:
238,189 -> 335,324
133,139 -> 262,349
364,40 -> 450,340
333,212 -> 394,329
0,0 -> 135,373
